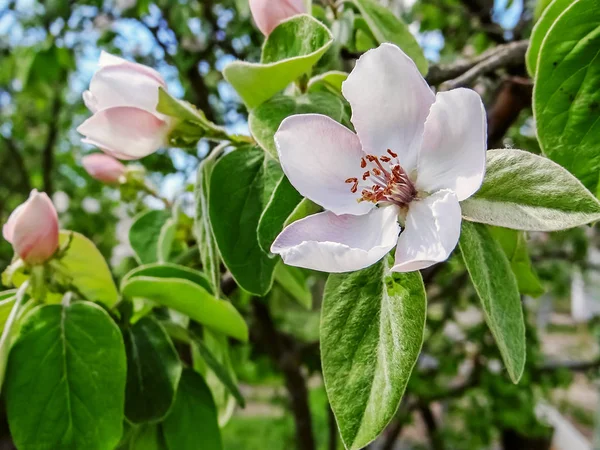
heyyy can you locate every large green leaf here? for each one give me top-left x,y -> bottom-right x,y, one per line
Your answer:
488,227 -> 544,297
459,222 -> 526,383
5,302 -> 126,450
249,92 -> 346,160
129,210 -> 171,265
53,231 -> 119,307
122,263 -> 213,294
351,0 -> 428,74
460,149 -> 600,230
121,276 -> 248,342
321,258 -> 426,450
533,0 -> 600,190
194,148 -> 222,294
209,147 -> 281,296
257,176 -> 303,254
307,70 -> 348,94
526,0 -> 574,76
123,316 -> 182,424
223,15 -> 333,108
162,370 -> 222,450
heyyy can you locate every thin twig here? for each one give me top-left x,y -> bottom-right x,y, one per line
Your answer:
439,40 -> 529,90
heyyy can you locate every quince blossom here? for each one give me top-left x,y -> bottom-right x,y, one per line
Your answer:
77,52 -> 171,160
271,44 -> 487,273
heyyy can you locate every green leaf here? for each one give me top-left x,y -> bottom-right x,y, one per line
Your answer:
533,0 -> 600,190
284,198 -> 322,227
192,330 -> 238,426
321,258 -> 426,449
351,0 -> 428,74
121,276 -> 248,341
459,221 -> 526,383
191,333 -> 245,407
162,370 -> 223,450
0,290 -> 16,330
307,70 -> 348,94
127,425 -> 167,450
223,15 -> 333,108
157,87 -> 211,126
274,263 -> 313,309
54,231 -> 119,307
209,147 -> 281,296
122,263 -> 214,294
123,316 -> 182,424
249,92 -> 346,160
526,0 -> 574,76
129,210 -> 171,265
194,149 -> 223,294
488,227 -> 545,297
460,149 -> 600,231
0,284 -> 27,392
6,302 -> 126,450
158,218 -> 177,263
257,176 -> 303,254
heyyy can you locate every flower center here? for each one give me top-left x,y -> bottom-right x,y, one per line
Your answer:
345,149 -> 417,207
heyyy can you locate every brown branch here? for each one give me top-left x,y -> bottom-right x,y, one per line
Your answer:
418,403 -> 445,450
42,91 -> 63,196
538,358 -> 600,374
487,76 -> 533,148
252,299 -> 316,450
439,40 -> 529,90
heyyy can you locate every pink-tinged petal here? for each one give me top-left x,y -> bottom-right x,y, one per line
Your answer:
275,114 -> 373,216
5,190 -> 59,265
249,0 -> 306,36
82,153 -> 127,184
392,190 -> 461,272
342,43 -> 435,172
77,106 -> 169,160
271,206 -> 400,273
98,51 -> 165,86
87,64 -> 165,114
2,202 -> 25,244
415,89 -> 487,200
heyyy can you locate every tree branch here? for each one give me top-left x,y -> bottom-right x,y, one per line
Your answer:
42,90 -> 63,196
438,40 -> 529,90
252,299 -> 316,450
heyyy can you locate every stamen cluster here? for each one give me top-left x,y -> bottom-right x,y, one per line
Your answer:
345,149 -> 417,207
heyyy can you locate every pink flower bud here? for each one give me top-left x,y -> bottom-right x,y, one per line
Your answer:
2,190 -> 59,265
82,153 -> 127,184
77,52 -> 171,160
249,0 -> 306,36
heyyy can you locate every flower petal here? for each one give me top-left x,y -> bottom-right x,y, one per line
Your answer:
415,88 -> 487,200
342,43 -> 435,172
87,64 -> 165,114
77,106 -> 169,160
392,190 -> 461,272
98,51 -> 166,86
275,114 -> 373,216
271,206 -> 400,273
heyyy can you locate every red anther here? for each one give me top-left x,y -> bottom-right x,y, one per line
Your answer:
380,156 -> 391,162
372,168 -> 381,176
345,177 -> 357,183
350,182 -> 358,193
366,154 -> 378,162
360,158 -> 367,168
387,149 -> 398,158
362,171 -> 371,180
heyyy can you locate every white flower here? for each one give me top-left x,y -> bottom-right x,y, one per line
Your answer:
77,51 -> 171,160
271,44 -> 487,273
